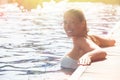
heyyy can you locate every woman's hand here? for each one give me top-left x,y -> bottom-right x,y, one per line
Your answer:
79,54 -> 91,66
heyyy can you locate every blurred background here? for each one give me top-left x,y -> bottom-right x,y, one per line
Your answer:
0,0 -> 120,11
0,0 -> 120,80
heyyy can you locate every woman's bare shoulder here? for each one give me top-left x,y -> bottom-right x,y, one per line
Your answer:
75,37 -> 100,51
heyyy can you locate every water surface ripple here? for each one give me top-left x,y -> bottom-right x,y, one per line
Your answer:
0,2 -> 120,80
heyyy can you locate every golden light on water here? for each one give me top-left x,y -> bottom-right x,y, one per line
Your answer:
8,0 -> 119,11
69,0 -> 120,4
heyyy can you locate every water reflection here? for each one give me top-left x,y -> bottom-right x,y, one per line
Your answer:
0,2 -> 120,80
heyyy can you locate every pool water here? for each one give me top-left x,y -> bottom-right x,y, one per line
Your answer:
0,2 -> 120,80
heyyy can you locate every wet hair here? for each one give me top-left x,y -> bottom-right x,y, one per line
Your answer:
64,9 -> 86,22
64,9 -> 88,37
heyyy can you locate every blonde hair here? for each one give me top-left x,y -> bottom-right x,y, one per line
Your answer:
64,9 -> 88,37
64,9 -> 86,21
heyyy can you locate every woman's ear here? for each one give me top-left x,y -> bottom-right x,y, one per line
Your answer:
81,20 -> 88,36
81,20 -> 86,28
82,20 -> 86,26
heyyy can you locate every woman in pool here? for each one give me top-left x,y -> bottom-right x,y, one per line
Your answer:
61,9 -> 115,69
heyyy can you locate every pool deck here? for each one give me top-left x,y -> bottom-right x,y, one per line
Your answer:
69,43 -> 120,80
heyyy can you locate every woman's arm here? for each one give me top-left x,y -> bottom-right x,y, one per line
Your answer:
79,48 -> 107,66
77,37 -> 107,66
85,49 -> 107,61
90,35 -> 116,47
